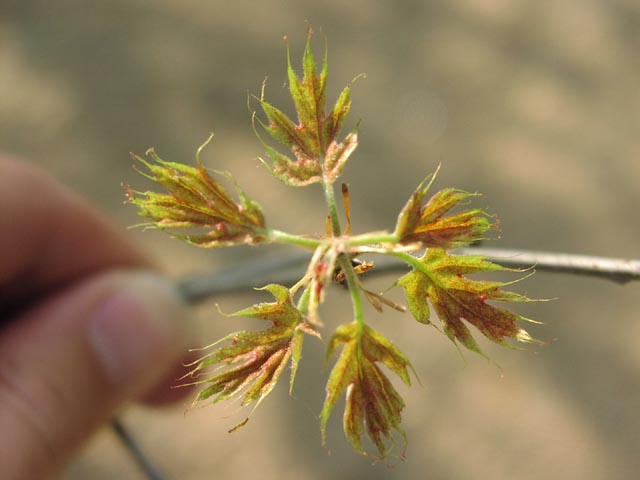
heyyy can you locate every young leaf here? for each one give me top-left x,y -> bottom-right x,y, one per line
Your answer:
124,136 -> 267,247
184,285 -> 318,427
321,324 -> 412,460
397,248 -> 541,357
257,28 -> 359,186
306,244 -> 338,326
395,170 -> 494,248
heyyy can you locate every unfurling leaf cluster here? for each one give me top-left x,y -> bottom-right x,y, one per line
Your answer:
397,248 -> 541,358
183,285 -> 318,430
124,136 -> 266,248
255,30 -> 358,186
125,29 -> 544,462
394,169 -> 494,248
321,324 -> 412,458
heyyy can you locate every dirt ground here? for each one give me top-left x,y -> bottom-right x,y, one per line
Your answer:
2,1 -> 639,479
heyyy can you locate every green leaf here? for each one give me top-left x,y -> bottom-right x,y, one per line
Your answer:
125,135 -> 267,247
259,141 -> 323,186
397,249 -> 542,357
325,80 -> 354,146
259,100 -> 317,159
185,284 -> 318,429
324,130 -> 358,184
321,324 -> 412,460
395,168 -> 495,248
287,30 -> 326,154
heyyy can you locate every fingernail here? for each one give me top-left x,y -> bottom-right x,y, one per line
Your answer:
88,272 -> 192,390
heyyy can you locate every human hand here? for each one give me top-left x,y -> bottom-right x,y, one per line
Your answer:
0,156 -> 194,479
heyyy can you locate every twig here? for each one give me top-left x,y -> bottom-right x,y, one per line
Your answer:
176,253 -> 307,304
453,248 -> 640,284
177,247 -> 640,303
112,419 -> 166,480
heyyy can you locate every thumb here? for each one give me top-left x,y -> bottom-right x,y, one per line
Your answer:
0,270 -> 194,479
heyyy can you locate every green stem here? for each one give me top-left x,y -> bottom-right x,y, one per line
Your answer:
323,179 -> 342,237
268,229 -> 322,249
322,177 -> 365,331
337,255 -> 365,330
296,283 -> 312,313
346,232 -> 399,247
390,251 -> 433,278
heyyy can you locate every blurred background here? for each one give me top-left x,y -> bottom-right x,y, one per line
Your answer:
2,0 -> 639,478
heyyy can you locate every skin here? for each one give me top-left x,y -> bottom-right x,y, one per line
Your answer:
0,156 -> 194,479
